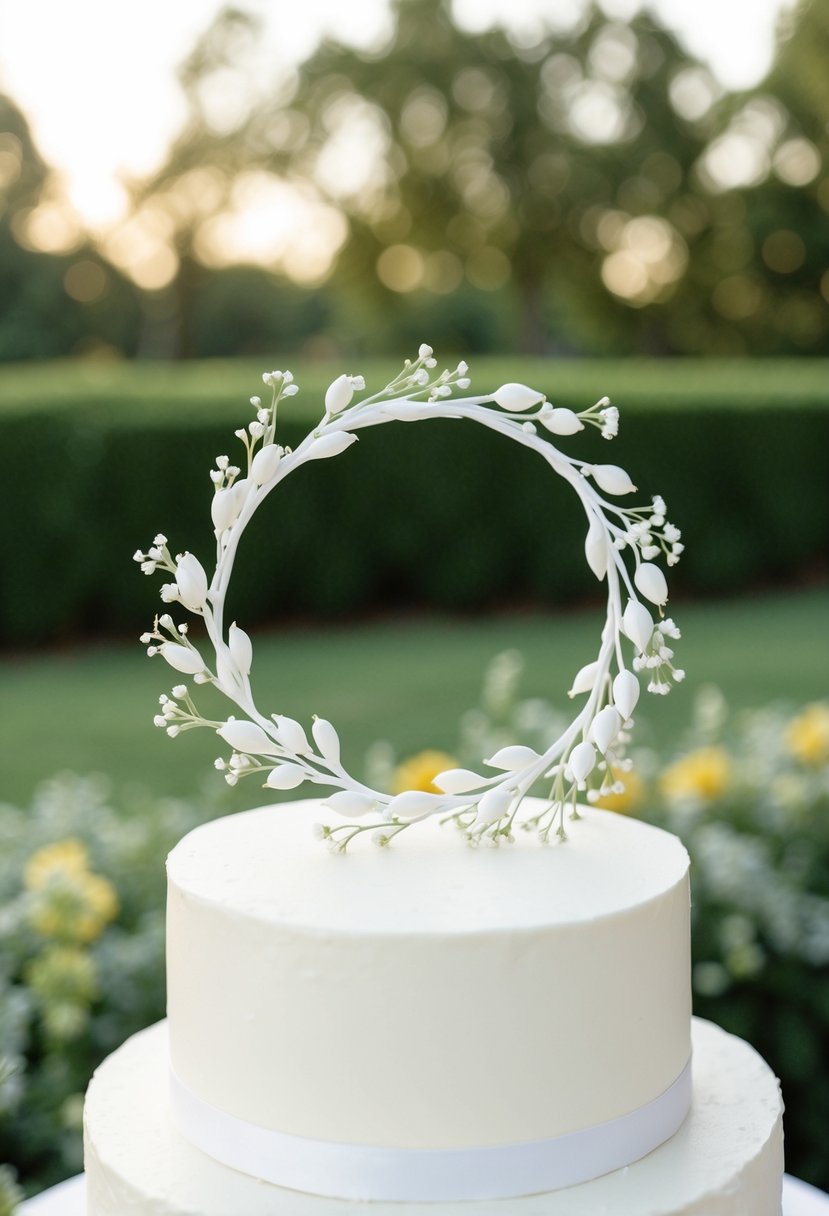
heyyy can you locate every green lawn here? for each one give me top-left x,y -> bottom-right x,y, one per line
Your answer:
1,587 -> 827,810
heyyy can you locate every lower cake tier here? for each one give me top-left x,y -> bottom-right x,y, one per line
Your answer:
84,1017 -> 784,1216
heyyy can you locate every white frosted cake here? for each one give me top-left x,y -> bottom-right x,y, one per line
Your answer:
83,799 -> 784,1214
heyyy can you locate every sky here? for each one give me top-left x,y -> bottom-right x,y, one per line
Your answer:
0,0 -> 797,287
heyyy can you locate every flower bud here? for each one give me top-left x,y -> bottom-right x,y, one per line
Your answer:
492,383 -> 544,412
589,464 -> 637,496
251,443 -> 282,486
584,516 -> 608,581
613,670 -> 640,720
590,706 -> 621,754
219,718 -> 277,754
475,786 -> 513,826
622,600 -> 654,653
229,622 -> 253,676
265,763 -> 306,790
175,553 -> 209,612
386,790 -> 439,822
325,374 -> 354,415
485,745 -> 541,770
433,768 -> 487,794
634,561 -> 669,607
272,714 -> 311,755
323,790 -> 376,818
307,432 -> 358,460
569,741 -> 596,784
160,642 -> 205,675
540,407 -> 583,435
312,718 -> 341,764
211,486 -> 241,533
568,660 -> 600,698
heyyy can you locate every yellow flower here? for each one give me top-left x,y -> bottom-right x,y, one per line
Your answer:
24,838 -> 90,891
594,770 -> 645,815
659,746 -> 731,803
25,838 -> 119,944
785,703 -> 829,767
392,750 -> 458,795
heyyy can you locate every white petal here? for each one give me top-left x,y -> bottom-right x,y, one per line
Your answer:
622,600 -> 654,653
219,719 -> 278,755
433,768 -> 488,794
613,670 -> 640,720
568,660 -> 600,698
584,516 -> 608,581
492,382 -> 545,411
265,763 -> 307,790
386,790 -> 440,822
569,741 -> 596,784
590,706 -> 621,754
311,718 -> 341,765
325,374 -> 354,414
175,553 -> 209,612
323,790 -> 376,818
160,642 -> 205,674
634,562 -> 669,607
272,714 -> 312,755
307,432 -> 358,460
590,464 -> 637,495
251,444 -> 282,486
228,623 -> 253,676
540,407 -> 583,435
485,745 -> 541,770
475,786 -> 513,825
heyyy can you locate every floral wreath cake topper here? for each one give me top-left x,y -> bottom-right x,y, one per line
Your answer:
135,345 -> 684,850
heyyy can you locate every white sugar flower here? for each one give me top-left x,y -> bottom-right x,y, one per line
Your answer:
160,642 -> 205,675
540,407 -> 583,436
588,464 -> 637,496
622,600 -> 654,653
251,443 -> 282,486
175,553 -> 209,612
325,373 -> 354,414
493,382 -> 545,412
634,561 -> 669,607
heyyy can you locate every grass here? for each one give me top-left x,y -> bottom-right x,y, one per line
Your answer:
1,587 -> 827,811
1,355 -> 828,422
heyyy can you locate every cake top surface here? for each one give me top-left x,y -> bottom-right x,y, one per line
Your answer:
167,800 -> 688,934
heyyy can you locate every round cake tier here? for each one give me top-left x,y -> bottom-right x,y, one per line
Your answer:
166,801 -> 690,1177
84,1017 -> 784,1216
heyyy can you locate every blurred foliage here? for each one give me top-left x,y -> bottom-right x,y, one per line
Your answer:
1,1 -> 829,359
2,355 -> 827,643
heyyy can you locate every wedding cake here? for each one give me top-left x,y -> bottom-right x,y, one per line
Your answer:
84,353 -> 783,1212
84,799 -> 784,1214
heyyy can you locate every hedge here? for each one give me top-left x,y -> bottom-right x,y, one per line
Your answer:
5,357 -> 829,643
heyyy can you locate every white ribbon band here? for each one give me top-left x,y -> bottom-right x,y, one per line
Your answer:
170,1058 -> 692,1202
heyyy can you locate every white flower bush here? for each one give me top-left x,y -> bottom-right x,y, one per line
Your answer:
135,345 -> 684,850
